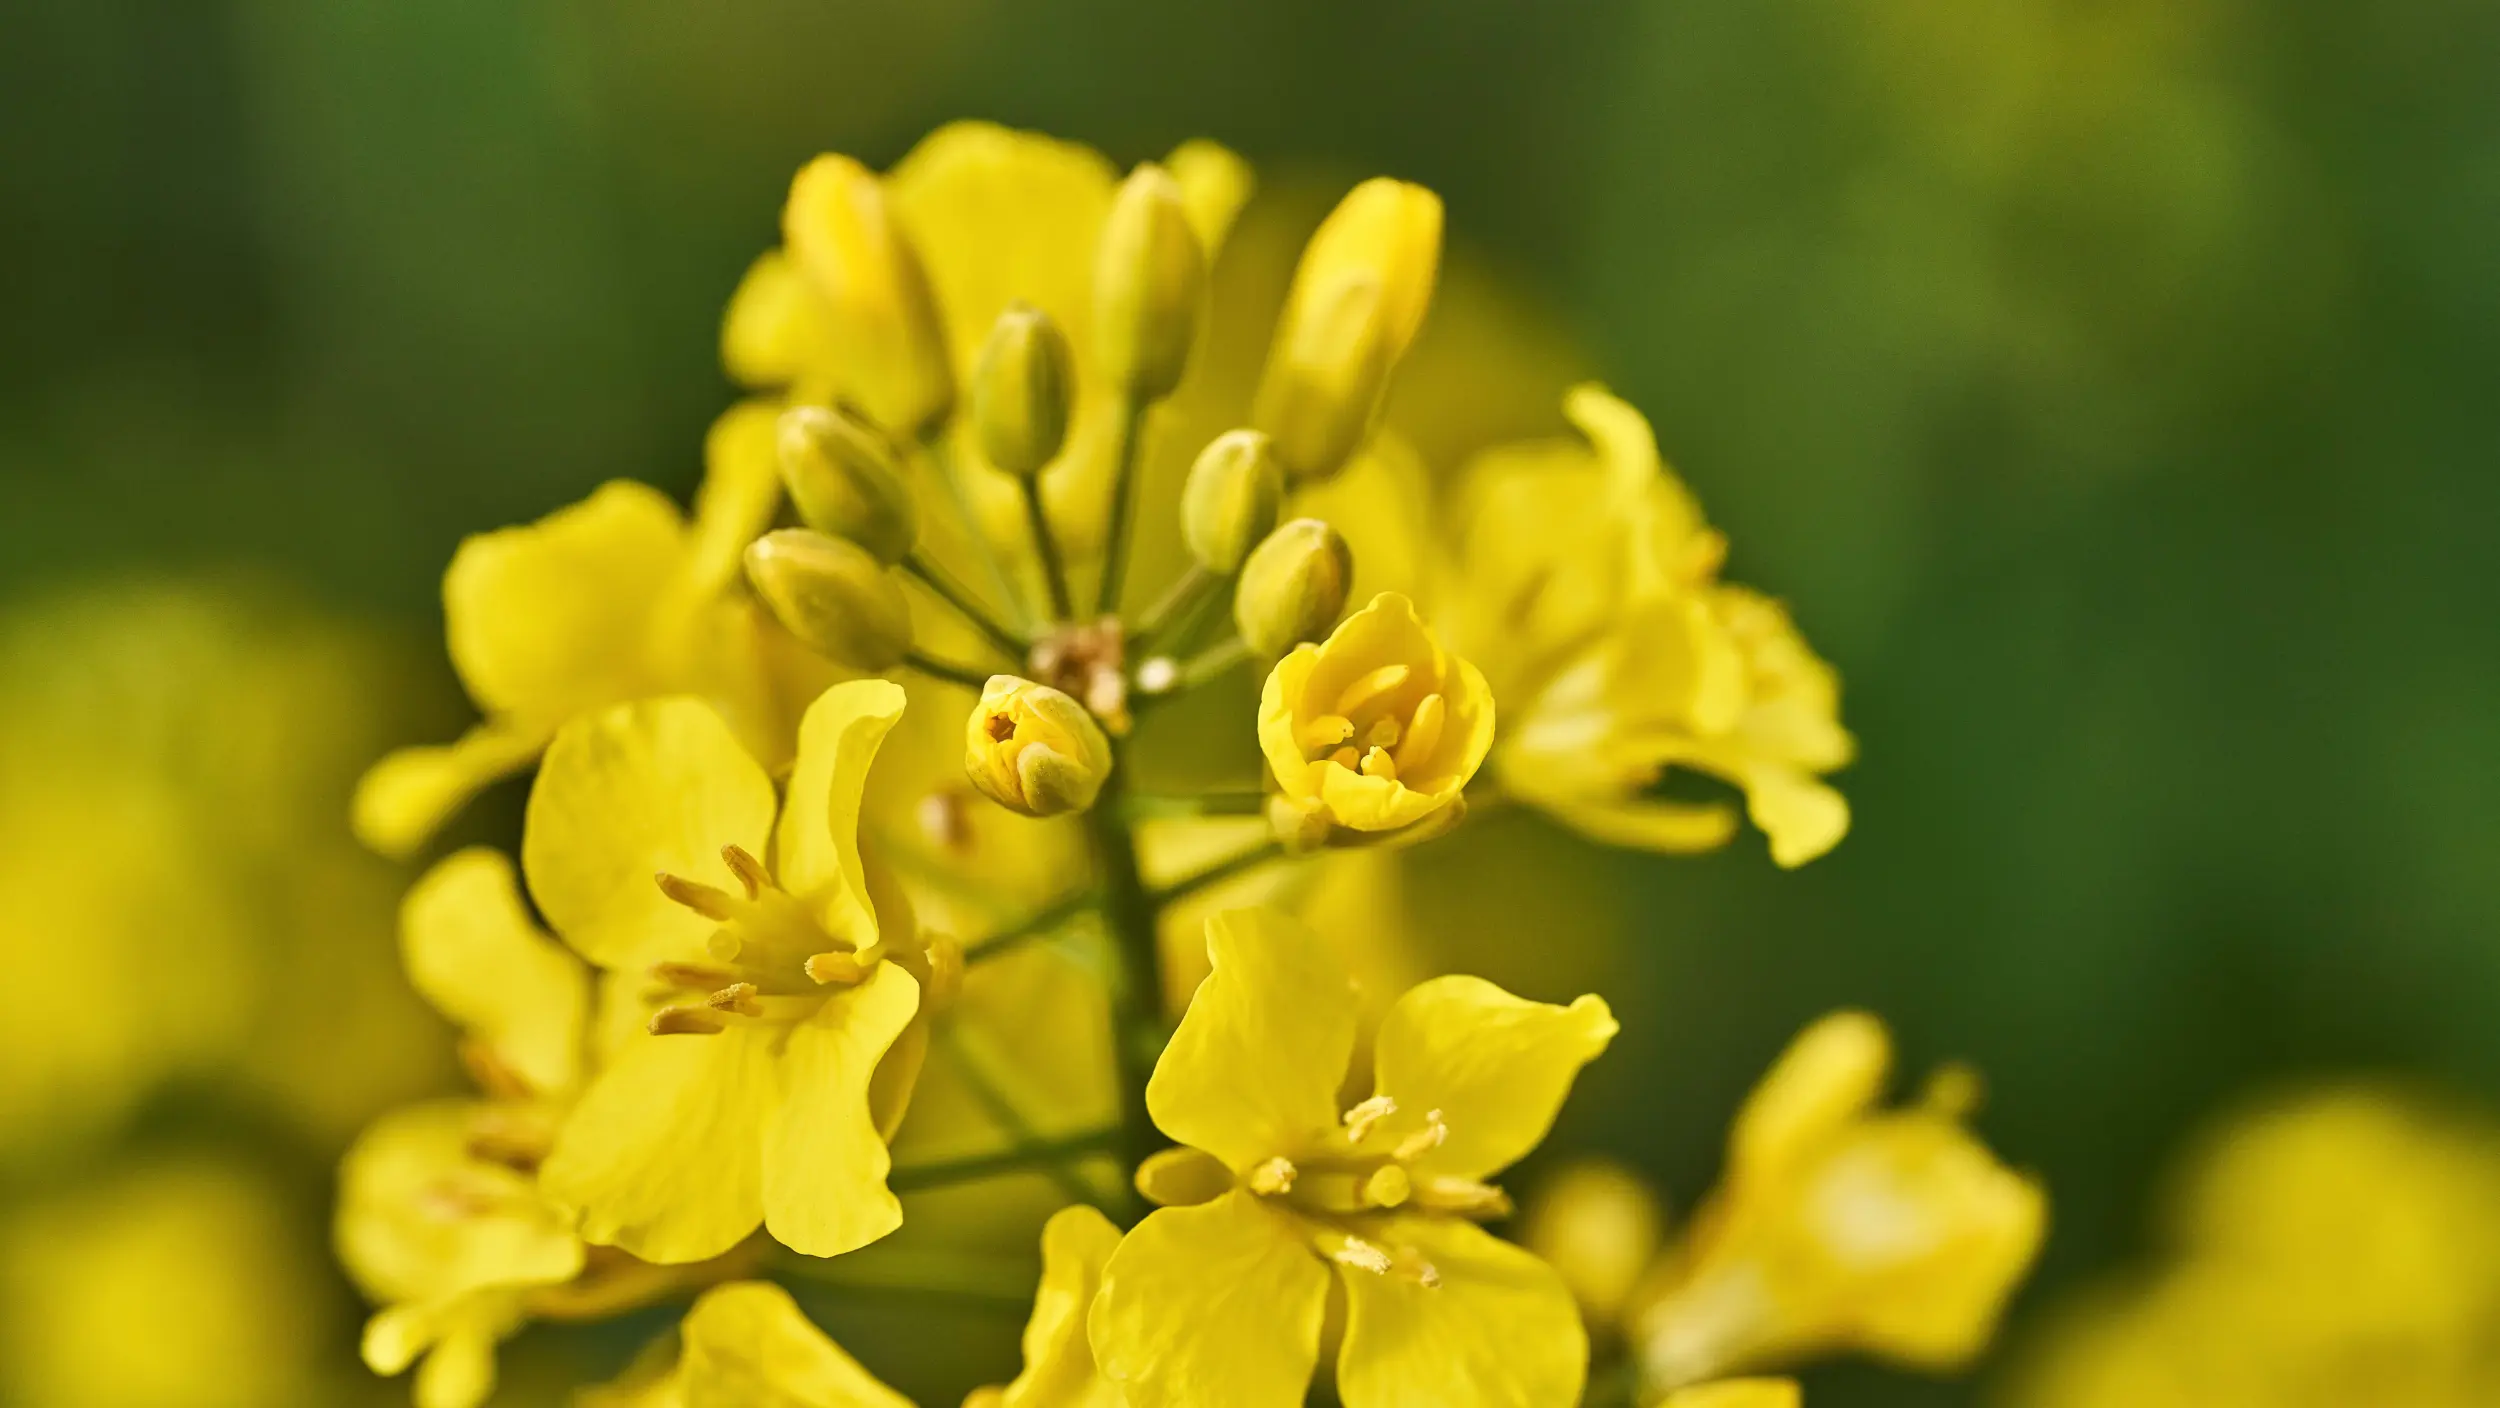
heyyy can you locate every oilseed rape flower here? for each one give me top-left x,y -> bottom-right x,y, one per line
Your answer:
579,1280 -> 913,1408
1258,592 -> 1496,841
1632,1011 -> 2046,1392
526,680 -> 927,1264
1446,386 -> 1853,868
966,1204 -> 1126,1408
1089,908 -> 1615,1408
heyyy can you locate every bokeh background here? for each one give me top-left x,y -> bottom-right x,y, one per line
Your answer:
5,1 -> 2497,1405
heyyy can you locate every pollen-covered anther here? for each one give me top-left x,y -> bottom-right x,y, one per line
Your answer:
1341,1094 -> 1398,1143
706,982 -> 764,1017
803,945 -> 886,985
1392,1107 -> 1449,1162
463,1122 -> 549,1174
1248,1156 -> 1300,1195
719,844 -> 771,899
651,961 -> 738,990
655,871 -> 736,920
1397,1248 -> 1444,1289
649,1005 -> 727,1037
1319,1231 -> 1394,1276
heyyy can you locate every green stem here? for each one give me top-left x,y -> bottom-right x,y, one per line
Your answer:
904,651 -> 994,692
1120,790 -> 1269,822
903,551 -> 1029,659
1149,839 -> 1285,906
1131,564 -> 1220,651
1020,478 -> 1075,621
780,1247 -> 1038,1313
1087,772 -> 1168,1195
887,1127 -> 1120,1193
921,432 -> 1035,633
965,887 -> 1098,965
936,1021 -> 1109,1210
1093,400 -> 1151,616
1173,635 -> 1251,692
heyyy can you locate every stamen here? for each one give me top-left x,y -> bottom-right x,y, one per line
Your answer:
1341,1094 -> 1398,1142
456,1039 -> 533,1102
1321,1232 -> 1394,1276
804,944 -> 886,985
649,1005 -> 727,1036
652,961 -> 737,990
706,982 -> 764,1017
720,845 -> 771,899
1328,745 -> 1360,771
464,1127 -> 547,1174
918,789 -> 974,853
1248,1156 -> 1299,1195
656,872 -> 736,920
1392,1109 -> 1448,1162
1401,1252 -> 1443,1289
1412,1175 -> 1512,1219
417,1180 -> 501,1222
1334,664 -> 1412,718
1364,716 -> 1403,749
1299,713 -> 1356,752
1395,692 -> 1446,770
1360,747 -> 1399,782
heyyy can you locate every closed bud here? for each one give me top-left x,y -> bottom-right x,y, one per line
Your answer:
1179,430 -> 1286,574
777,404 -> 919,564
1095,163 -> 1206,403
743,528 -> 913,672
1252,178 -> 1442,483
1233,518 -> 1353,657
782,154 -> 955,435
964,675 -> 1115,817
971,302 -> 1077,480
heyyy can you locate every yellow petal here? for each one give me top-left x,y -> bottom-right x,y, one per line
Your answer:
1656,1381 -> 1802,1408
987,1205 -> 1126,1408
678,1281 -> 914,1408
400,849 -> 587,1095
761,964 -> 920,1258
1731,1011 -> 1892,1183
1146,908 -> 1358,1173
337,1100 -> 582,1304
1371,976 -> 1615,1182
721,249 -> 840,391
351,722 -> 549,859
523,697 -> 776,971
413,1322 -> 499,1408
775,679 -> 909,942
1335,1216 -> 1585,1408
540,1023 -> 776,1264
1256,646 -> 1325,804
444,480 -> 688,720
1744,768 -> 1851,870
1089,1191 -> 1329,1408
1165,139 -> 1254,257
689,400 -> 789,595
1538,797 -> 1741,855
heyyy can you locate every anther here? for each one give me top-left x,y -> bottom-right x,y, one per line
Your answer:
464,1127 -> 547,1174
1334,663 -> 1412,718
652,961 -> 737,990
1342,1094 -> 1398,1142
1324,1233 -> 1394,1276
1248,1156 -> 1299,1195
1360,747 -> 1399,782
720,845 -> 771,899
649,1005 -> 727,1036
706,982 -> 764,1017
1392,1109 -> 1448,1162
1299,714 -> 1356,752
804,946 -> 884,985
656,872 -> 736,921
1412,1175 -> 1512,1219
1395,692 -> 1445,770
1329,745 -> 1360,771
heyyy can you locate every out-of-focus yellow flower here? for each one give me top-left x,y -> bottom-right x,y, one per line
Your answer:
2004,1086 -> 2500,1408
1253,178 -> 1443,484
779,153 -> 956,435
1658,1380 -> 1805,1408
1258,592 -> 1495,839
1447,386 -> 1854,868
525,682 -> 927,1264
1524,1157 -> 1668,1328
354,403 -> 820,857
965,675 -> 1116,817
579,1280 -> 913,1408
1089,908 -> 1614,1408
0,1157 -> 341,1408
966,1204 -> 1125,1408
1632,1012 -> 2045,1392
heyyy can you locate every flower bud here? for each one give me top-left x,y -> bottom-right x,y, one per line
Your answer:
964,675 -> 1115,817
782,154 -> 955,435
1233,518 -> 1352,657
1094,163 -> 1206,403
1252,178 -> 1441,483
1179,430 -> 1285,574
777,404 -> 919,564
971,302 -> 1077,480
743,528 -> 913,672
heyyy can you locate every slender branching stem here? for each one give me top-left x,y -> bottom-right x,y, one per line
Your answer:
1148,839 -> 1287,907
920,432 -> 1035,632
887,1127 -> 1121,1193
1092,399 -> 1151,616
1086,770 -> 1169,1196
964,887 -> 1099,965
904,651 -> 995,692
1120,790 -> 1269,822
936,1020 -> 1110,1210
903,551 -> 1029,659
1131,564 -> 1221,652
1020,478 -> 1075,621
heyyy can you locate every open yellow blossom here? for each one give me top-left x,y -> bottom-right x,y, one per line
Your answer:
579,1280 -> 913,1408
524,681 -> 927,1264
966,1205 -> 1126,1408
354,402 -> 820,857
1446,386 -> 1854,867
1632,1011 -> 2045,1391
1523,1157 -> 1668,1328
1258,591 -> 1495,838
1089,907 -> 1615,1408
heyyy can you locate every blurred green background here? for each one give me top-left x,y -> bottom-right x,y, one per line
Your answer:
5,1 -> 2497,1405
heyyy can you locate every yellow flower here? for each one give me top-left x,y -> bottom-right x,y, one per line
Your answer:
1631,1011 -> 2045,1391
354,402 -> 820,857
1522,1157 -> 1667,1328
1657,1381 -> 1804,1408
579,1280 -> 913,1408
1448,386 -> 1854,867
965,674 -> 1116,818
338,848 -> 595,1408
966,1204 -> 1126,1408
1258,591 -> 1496,838
524,681 -> 927,1264
1088,907 -> 1615,1408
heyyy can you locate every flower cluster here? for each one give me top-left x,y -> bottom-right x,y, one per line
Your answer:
337,121 -> 2040,1407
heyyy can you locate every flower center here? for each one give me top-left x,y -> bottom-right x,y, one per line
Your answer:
1296,666 -> 1447,788
642,844 -> 885,1036
1246,1095 -> 1515,1290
